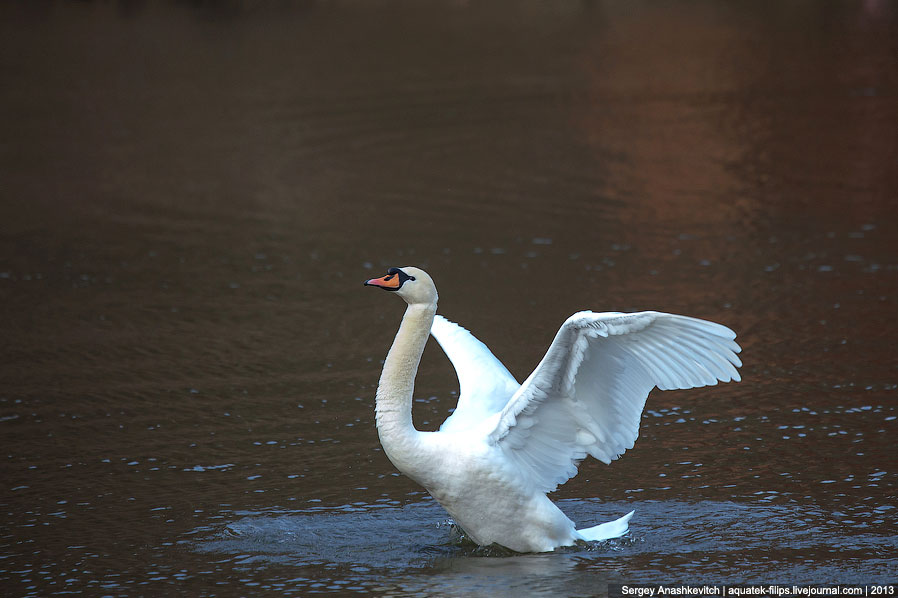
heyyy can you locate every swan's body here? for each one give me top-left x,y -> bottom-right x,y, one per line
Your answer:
365,266 -> 742,552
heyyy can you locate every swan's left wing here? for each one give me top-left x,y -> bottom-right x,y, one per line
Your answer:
431,315 -> 520,432
488,311 -> 742,494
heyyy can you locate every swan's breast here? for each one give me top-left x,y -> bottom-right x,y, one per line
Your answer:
414,433 -> 575,551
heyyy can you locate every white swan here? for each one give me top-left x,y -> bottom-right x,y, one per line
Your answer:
364,266 -> 742,553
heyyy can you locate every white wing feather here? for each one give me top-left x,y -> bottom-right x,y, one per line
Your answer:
488,311 -> 742,494
430,315 -> 520,432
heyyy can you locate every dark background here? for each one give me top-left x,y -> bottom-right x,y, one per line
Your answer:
1,1 -> 896,596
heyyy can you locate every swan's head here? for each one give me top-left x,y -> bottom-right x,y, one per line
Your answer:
364,266 -> 437,306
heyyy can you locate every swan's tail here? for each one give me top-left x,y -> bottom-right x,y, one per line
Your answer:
576,510 -> 634,542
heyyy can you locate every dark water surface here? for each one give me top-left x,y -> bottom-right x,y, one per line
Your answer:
2,2 -> 897,596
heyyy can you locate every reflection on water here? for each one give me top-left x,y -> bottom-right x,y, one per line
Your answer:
1,0 -> 896,596
192,498 -> 896,596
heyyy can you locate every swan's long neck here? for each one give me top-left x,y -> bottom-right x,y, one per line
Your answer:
375,302 -> 436,477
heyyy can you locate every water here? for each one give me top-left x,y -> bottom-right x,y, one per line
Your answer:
1,1 -> 896,596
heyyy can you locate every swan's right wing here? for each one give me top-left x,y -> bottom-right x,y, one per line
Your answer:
431,315 -> 520,432
488,311 -> 742,494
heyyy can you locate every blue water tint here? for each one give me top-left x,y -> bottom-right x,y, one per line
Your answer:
190,498 -> 897,595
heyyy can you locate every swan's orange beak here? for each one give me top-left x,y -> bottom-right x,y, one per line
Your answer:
364,273 -> 401,290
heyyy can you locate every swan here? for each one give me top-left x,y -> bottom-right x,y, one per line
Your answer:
364,266 -> 742,553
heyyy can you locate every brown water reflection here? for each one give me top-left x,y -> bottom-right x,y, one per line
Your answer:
1,1 -> 896,596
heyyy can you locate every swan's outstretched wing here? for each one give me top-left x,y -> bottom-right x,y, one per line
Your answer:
488,311 -> 742,493
431,315 -> 520,432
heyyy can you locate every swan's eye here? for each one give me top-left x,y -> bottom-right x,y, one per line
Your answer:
409,276 -> 416,281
